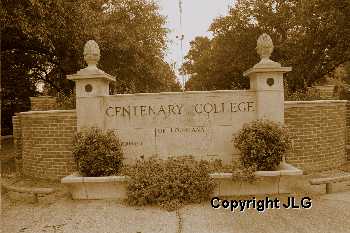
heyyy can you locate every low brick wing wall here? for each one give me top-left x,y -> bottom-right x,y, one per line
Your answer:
285,100 -> 347,172
17,110 -> 77,180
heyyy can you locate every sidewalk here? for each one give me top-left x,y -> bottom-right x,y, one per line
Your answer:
182,192 -> 350,233
2,188 -> 350,233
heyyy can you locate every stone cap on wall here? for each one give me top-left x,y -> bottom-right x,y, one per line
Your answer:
30,96 -> 57,111
285,100 -> 348,108
244,66 -> 292,77
67,68 -> 115,82
107,89 -> 256,97
19,109 -> 76,115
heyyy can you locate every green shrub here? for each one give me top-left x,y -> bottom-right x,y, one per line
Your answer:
126,157 -> 215,211
233,120 -> 291,171
72,127 -> 123,177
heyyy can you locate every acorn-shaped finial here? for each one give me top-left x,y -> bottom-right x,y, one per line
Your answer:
84,40 -> 100,66
256,33 -> 274,60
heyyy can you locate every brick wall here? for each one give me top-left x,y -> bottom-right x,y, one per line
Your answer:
12,115 -> 23,173
12,115 -> 22,160
16,110 -> 77,180
30,96 -> 57,111
285,100 -> 347,172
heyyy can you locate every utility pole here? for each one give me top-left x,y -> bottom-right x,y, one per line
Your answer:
178,0 -> 185,91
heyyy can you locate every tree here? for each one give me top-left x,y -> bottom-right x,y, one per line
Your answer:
182,37 -> 213,90
1,0 -> 180,135
97,0 -> 180,93
183,0 -> 350,92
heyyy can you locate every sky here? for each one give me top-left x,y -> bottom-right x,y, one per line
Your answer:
157,0 -> 235,84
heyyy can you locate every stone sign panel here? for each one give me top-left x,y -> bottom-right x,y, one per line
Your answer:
103,91 -> 256,163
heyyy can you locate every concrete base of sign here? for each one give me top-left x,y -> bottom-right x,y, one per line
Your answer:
62,162 -> 302,200
61,172 -> 129,200
210,162 -> 303,196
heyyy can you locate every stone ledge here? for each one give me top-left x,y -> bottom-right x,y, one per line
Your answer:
18,110 -> 76,115
210,163 -> 303,196
210,162 -> 303,179
285,100 -> 348,108
30,96 -> 57,99
108,90 -> 256,97
61,172 -> 129,200
62,163 -> 303,200
61,172 -> 130,184
243,66 -> 292,76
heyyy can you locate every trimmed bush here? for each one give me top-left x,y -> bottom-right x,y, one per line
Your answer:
233,120 -> 291,171
126,157 -> 215,211
72,127 -> 123,177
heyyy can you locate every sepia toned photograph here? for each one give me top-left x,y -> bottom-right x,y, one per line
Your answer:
1,0 -> 350,232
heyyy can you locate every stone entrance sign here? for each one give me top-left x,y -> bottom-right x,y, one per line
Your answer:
68,34 -> 291,164
104,91 -> 256,163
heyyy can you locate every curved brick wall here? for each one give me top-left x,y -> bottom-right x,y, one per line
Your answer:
285,100 -> 347,172
17,110 -> 77,180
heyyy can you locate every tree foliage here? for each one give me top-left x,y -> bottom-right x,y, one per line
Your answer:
183,0 -> 350,92
1,0 -> 180,135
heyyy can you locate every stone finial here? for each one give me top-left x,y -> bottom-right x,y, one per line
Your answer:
252,33 -> 281,68
84,40 -> 100,66
256,33 -> 274,60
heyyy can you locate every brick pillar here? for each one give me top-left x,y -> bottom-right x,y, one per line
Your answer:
30,96 -> 57,111
12,115 -> 23,174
